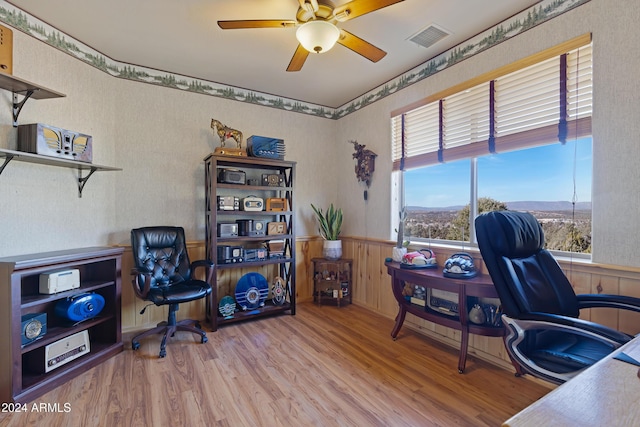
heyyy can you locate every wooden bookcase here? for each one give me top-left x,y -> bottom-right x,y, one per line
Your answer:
0,247 -> 123,403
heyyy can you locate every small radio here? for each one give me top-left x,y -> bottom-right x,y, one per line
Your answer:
237,219 -> 266,236
55,293 -> 105,322
39,269 -> 80,294
217,168 -> 246,185
245,248 -> 268,262
44,330 -> 90,373
427,288 -> 459,316
217,245 -> 244,264
18,123 -> 93,163
217,195 -> 239,211
21,313 -> 47,346
241,196 -> 264,211
267,221 -> 287,235
262,173 -> 284,187
217,223 -> 238,238
266,197 -> 287,211
267,240 -> 285,258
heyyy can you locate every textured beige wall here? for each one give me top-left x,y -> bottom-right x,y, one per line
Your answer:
0,31 -> 338,257
2,0 -> 640,268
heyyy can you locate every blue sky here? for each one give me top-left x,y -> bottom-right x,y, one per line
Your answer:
404,138 -> 592,208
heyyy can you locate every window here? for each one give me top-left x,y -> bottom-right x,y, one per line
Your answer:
392,38 -> 592,254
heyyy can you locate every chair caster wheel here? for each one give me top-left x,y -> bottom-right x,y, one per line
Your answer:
159,350 -> 166,358
458,369 -> 464,374
201,335 -> 208,344
132,341 -> 140,351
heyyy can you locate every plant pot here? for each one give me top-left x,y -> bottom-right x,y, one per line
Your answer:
392,247 -> 407,263
323,240 -> 342,260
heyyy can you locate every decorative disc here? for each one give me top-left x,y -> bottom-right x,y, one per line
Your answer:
235,272 -> 268,310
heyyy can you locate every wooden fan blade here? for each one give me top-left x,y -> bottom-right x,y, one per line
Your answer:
287,44 -> 310,72
218,20 -> 296,29
333,0 -> 404,21
338,30 -> 386,62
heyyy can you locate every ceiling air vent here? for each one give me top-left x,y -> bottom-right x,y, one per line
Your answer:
408,24 -> 450,49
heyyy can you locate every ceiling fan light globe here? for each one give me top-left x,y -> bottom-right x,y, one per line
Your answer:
296,20 -> 340,54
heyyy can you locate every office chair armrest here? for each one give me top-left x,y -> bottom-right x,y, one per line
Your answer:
518,311 -> 632,344
190,259 -> 215,284
130,267 -> 153,299
577,293 -> 640,312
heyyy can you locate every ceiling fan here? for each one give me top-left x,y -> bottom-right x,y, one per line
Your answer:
217,0 -> 405,72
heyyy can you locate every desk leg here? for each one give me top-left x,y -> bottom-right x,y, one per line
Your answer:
391,304 -> 407,340
458,328 -> 469,373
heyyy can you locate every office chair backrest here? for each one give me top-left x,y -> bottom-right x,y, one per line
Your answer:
131,226 -> 192,289
475,211 -> 580,318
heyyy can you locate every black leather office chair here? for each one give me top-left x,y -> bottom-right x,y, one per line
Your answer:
475,210 -> 640,384
130,226 -> 213,358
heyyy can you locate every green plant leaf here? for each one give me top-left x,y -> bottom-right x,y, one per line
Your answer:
311,203 -> 342,240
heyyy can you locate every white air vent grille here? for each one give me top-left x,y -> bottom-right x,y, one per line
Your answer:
408,24 -> 450,49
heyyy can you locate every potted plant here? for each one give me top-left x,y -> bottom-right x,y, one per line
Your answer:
311,203 -> 343,260
393,208 -> 409,262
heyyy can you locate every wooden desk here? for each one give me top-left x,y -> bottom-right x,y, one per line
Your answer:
386,261 -> 504,373
503,335 -> 640,427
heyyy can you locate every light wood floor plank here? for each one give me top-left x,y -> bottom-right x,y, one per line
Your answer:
0,302 -> 550,426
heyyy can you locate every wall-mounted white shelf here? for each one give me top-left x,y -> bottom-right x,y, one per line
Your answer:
0,148 -> 121,197
0,73 -> 66,126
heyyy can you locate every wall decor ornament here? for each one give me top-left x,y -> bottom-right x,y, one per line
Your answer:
211,118 -> 246,156
349,140 -> 377,200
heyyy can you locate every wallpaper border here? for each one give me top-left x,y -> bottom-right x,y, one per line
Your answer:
0,0 -> 590,120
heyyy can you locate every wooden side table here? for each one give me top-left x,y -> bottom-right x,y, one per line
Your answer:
386,261 -> 506,373
312,258 -> 352,307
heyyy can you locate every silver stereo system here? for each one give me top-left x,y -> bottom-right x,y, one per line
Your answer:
39,269 -> 80,294
17,123 -> 93,163
44,330 -> 90,373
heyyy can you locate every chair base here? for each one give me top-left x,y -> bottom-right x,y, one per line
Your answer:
131,303 -> 208,358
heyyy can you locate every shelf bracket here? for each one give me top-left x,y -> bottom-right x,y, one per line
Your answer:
13,89 -> 36,127
0,154 -> 14,175
77,166 -> 98,198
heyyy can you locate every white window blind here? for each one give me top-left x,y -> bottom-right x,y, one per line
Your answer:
494,56 -> 560,137
567,44 -> 593,120
444,82 -> 490,149
392,42 -> 592,170
392,102 -> 440,170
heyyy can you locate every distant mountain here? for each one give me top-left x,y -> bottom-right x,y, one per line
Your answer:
506,201 -> 591,211
406,201 -> 592,212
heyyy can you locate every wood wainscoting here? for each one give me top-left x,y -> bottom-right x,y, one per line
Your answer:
119,237 -> 640,371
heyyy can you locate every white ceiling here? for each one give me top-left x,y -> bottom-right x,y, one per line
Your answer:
8,0 -> 541,108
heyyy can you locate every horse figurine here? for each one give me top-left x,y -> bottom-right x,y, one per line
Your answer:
211,119 -> 243,149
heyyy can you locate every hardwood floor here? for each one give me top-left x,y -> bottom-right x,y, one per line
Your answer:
0,303 -> 550,427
